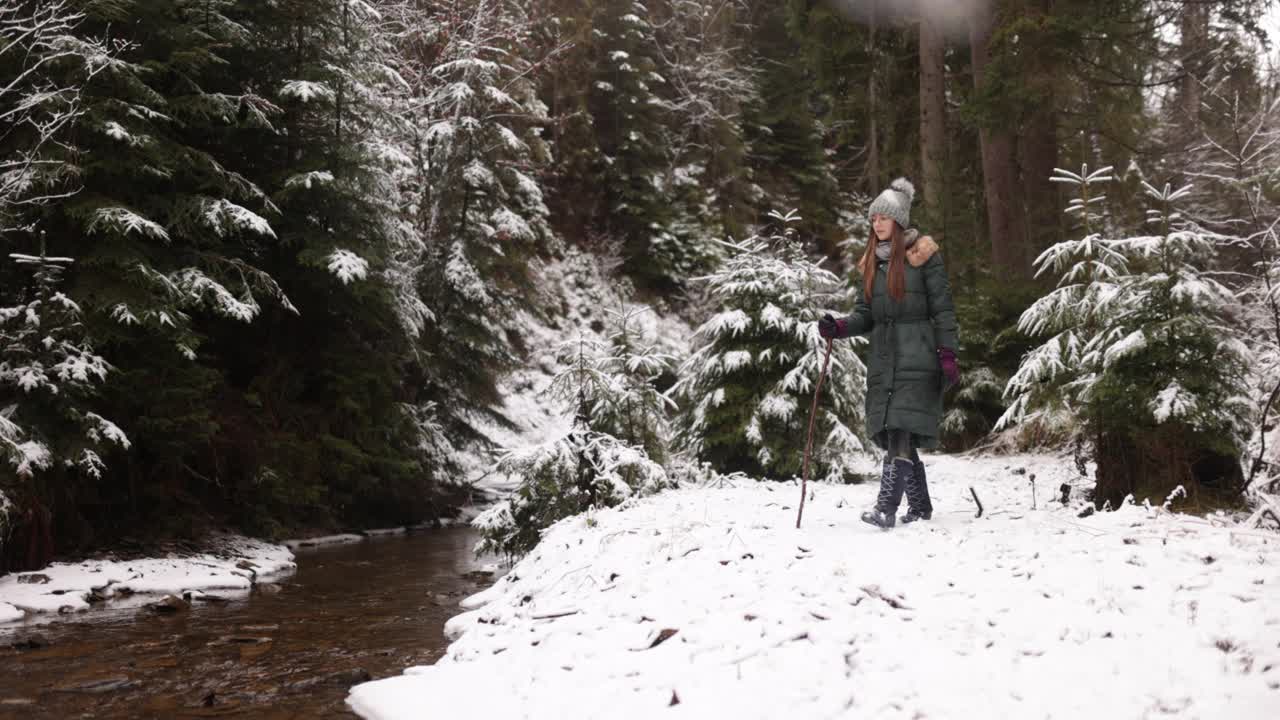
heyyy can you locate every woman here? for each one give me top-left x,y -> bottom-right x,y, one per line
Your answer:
818,178 -> 960,529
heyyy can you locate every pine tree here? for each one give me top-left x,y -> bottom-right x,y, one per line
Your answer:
1,1 -> 119,488
546,304 -> 675,463
999,166 -> 1252,507
589,0 -> 692,287
741,3 -> 842,258
473,428 -> 669,559
29,0 -> 297,522
673,211 -> 868,481
0,0 -> 468,542
596,304 -> 676,462
371,0 -> 554,460
655,0 -> 758,252
1,246 -> 127,480
1175,59 -> 1280,493
475,314 -> 673,559
0,1 -> 107,235
220,0 -> 452,531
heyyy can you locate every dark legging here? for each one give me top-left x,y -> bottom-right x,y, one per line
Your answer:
882,428 -> 919,463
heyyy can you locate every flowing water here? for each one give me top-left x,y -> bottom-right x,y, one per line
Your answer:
0,528 -> 497,719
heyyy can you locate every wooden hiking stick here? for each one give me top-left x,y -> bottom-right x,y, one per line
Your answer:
797,337 -> 835,529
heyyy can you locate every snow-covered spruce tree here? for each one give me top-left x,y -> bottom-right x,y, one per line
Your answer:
940,367 -> 1007,450
0,0 -> 107,235
998,166 -> 1252,508
391,0 -> 554,451
0,0 -> 455,538
596,304 -> 677,462
52,0 -> 293,352
1,248 -> 129,480
654,0 -> 759,259
1,2 -> 112,472
29,0 -> 296,532
217,0 -> 461,530
1172,74 -> 1280,495
673,211 -> 868,481
739,3 -> 843,258
545,304 -> 676,463
474,318 -> 673,559
0,2 -> 117,567
474,429 -> 669,559
590,1 -> 691,287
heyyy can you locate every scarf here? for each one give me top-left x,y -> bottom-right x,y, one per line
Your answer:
875,228 -> 920,262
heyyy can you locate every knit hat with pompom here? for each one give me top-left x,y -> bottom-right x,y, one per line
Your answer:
868,177 -> 915,229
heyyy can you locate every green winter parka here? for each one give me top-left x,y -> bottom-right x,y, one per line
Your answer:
840,233 -> 958,450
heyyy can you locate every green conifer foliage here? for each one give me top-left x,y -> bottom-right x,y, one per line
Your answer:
590,1 -> 682,285
673,212 -> 868,480
999,167 -> 1252,508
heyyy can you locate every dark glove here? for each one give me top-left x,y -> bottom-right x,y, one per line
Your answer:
818,313 -> 847,340
938,347 -> 960,389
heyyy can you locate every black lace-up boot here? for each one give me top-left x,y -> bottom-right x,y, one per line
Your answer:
862,456 -> 910,529
901,453 -> 933,524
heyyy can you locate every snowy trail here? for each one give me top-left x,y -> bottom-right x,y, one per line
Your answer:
348,454 -> 1280,719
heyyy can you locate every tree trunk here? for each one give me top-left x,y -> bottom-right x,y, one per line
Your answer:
1019,0 -> 1059,261
919,11 -> 947,237
1179,2 -> 1210,134
969,2 -> 1027,277
866,0 -> 880,194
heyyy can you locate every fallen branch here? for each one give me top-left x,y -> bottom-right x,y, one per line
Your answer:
728,631 -> 810,665
859,584 -> 912,610
1243,492 -> 1280,530
531,609 -> 579,620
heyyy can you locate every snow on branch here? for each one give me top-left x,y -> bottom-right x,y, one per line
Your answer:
327,249 -> 370,284
279,80 -> 335,104
88,207 -> 170,242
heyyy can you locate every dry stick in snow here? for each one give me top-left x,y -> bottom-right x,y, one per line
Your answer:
970,487 -> 984,518
530,609 -> 579,620
797,338 -> 835,529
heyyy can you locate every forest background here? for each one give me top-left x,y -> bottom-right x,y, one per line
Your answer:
2,0 -> 1278,569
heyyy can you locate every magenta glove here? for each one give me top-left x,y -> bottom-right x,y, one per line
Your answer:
938,347 -> 960,388
818,313 -> 847,340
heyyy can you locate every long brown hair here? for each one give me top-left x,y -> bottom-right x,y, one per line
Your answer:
859,223 -> 906,302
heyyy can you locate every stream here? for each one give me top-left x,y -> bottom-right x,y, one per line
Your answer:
1,527 -> 497,719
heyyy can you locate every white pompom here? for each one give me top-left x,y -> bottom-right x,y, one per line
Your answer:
890,177 -> 915,203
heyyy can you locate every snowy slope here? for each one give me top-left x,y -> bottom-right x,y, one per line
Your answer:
349,453 -> 1280,719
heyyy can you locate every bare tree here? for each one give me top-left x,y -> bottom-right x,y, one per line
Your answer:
653,1 -> 758,147
0,0 -> 109,234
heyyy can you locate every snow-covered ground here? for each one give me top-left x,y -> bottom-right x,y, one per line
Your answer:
349,453 -> 1280,719
0,535 -> 295,625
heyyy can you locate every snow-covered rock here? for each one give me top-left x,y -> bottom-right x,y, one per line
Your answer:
0,535 -> 294,624
349,454 -> 1280,719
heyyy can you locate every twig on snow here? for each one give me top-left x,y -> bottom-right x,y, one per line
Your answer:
859,584 -> 912,610
531,609 -> 580,620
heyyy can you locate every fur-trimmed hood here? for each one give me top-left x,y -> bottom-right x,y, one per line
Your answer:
858,230 -> 940,274
906,234 -> 939,267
